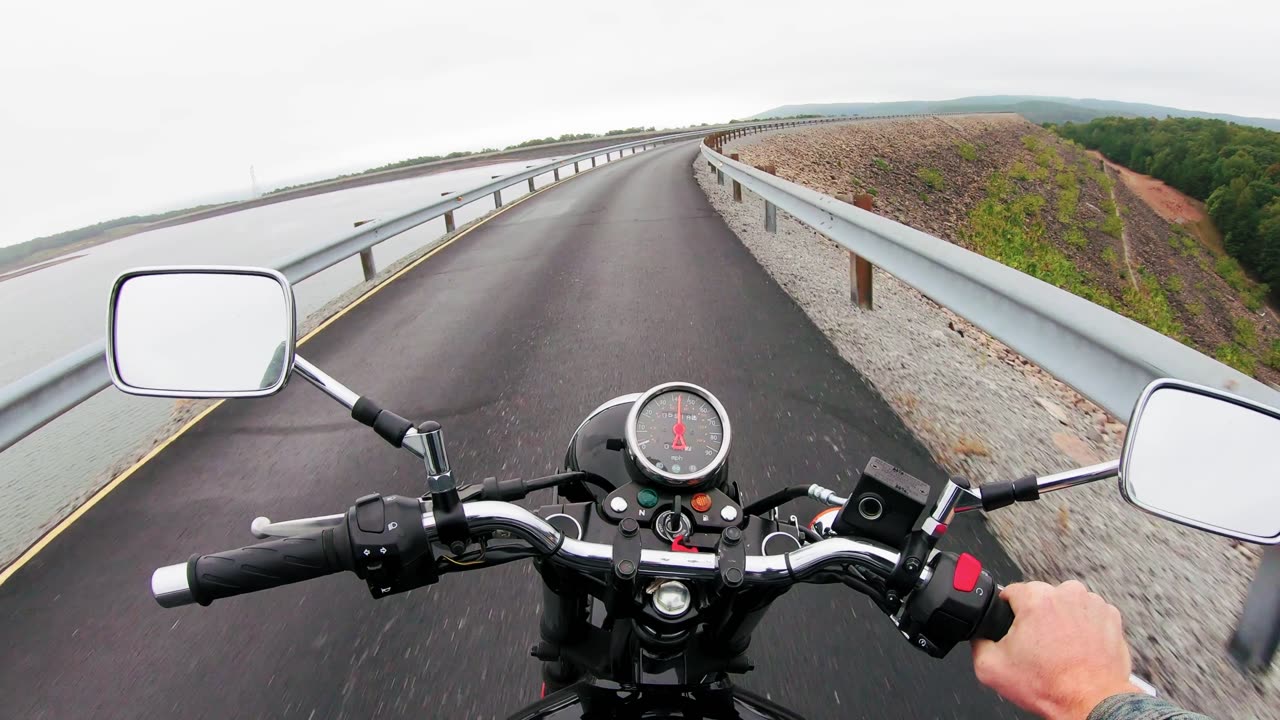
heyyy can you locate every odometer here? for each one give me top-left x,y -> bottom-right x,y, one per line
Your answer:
625,382 -> 731,488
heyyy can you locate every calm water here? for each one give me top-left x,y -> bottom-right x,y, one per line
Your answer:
0,151 -> 605,564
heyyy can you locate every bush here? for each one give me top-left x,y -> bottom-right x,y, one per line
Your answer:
873,157 -> 891,171
1187,301 -> 1204,316
956,142 -> 978,162
917,167 -> 945,191
1101,247 -> 1118,266
1166,275 -> 1183,293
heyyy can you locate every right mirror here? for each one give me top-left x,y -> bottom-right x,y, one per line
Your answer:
1121,379 -> 1280,545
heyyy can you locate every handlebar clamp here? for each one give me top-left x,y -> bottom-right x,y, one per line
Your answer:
347,494 -> 438,599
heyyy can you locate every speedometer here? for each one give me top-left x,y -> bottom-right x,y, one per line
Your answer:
625,382 -> 731,488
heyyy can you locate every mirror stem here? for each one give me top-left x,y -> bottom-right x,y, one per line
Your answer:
948,459 -> 1121,516
294,355 -> 360,409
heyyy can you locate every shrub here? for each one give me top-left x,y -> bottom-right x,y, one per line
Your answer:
1187,301 -> 1204,317
1101,247 -> 1118,266
873,157 -> 891,171
1166,275 -> 1183,293
917,167 -> 945,191
1244,283 -> 1270,311
956,142 -> 978,162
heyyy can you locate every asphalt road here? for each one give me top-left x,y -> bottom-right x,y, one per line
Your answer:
0,142 -> 1026,719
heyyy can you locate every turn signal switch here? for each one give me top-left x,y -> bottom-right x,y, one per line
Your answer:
896,552 -> 1001,658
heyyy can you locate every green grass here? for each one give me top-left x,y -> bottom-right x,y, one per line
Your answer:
1065,227 -> 1088,249
1101,212 -> 1124,239
1166,275 -> 1183,293
1244,284 -> 1269,312
866,186 -> 879,197
918,191 -> 930,203
1216,343 -> 1258,374
1267,339 -> 1280,370
1055,170 -> 1080,223
873,157 -> 891,171
963,169 -> 1184,343
917,167 -> 945,191
1187,301 -> 1204,317
1101,247 -> 1118,266
956,142 -> 978,162
1215,255 -> 1249,292
1234,316 -> 1258,347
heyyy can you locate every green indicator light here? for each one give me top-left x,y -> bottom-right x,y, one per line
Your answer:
637,488 -> 660,508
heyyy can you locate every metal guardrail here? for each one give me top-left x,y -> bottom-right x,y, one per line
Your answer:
0,117 -> 846,454
701,123 -> 1280,671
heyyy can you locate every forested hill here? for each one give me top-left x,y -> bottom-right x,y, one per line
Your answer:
1056,117 -> 1280,293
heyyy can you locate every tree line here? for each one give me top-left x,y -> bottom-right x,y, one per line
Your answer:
1055,116 -> 1280,293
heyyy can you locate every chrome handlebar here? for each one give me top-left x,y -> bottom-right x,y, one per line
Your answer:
425,501 -> 903,586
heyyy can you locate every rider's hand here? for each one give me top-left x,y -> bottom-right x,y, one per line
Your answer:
971,580 -> 1141,720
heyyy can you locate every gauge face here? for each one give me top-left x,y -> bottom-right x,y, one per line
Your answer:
627,383 -> 730,487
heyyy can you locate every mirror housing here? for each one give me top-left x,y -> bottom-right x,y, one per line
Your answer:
1121,378 -> 1280,545
107,266 -> 297,398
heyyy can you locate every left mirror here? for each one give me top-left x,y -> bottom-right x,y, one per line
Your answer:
107,267 -> 296,398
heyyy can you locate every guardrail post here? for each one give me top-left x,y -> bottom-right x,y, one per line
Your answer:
352,219 -> 378,281
759,164 -> 777,233
839,193 -> 875,309
730,154 -> 742,202
493,189 -> 503,208
528,178 -> 536,193
444,210 -> 456,233
1229,547 -> 1280,672
591,157 -> 597,168
717,166 -> 724,186
553,168 -> 560,181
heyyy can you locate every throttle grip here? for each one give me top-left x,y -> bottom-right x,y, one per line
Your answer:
973,587 -> 1014,641
152,526 -> 353,607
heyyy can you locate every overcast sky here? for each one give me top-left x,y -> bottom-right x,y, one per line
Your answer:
2,0 -> 1277,248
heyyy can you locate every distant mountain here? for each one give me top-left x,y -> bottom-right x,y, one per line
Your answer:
751,95 -> 1280,132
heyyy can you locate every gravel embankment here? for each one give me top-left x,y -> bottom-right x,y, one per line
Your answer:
696,120 -> 1277,717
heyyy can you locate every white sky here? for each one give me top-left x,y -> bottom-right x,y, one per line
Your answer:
2,0 -> 1277,248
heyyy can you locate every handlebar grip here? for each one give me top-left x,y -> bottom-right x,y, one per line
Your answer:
151,526 -> 353,607
974,587 -> 1014,641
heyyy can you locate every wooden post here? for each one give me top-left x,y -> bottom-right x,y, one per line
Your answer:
591,157 -> 596,168
493,189 -> 502,208
444,210 -> 455,233
528,178 -> 536,193
553,168 -> 560,181
574,161 -> 580,173
730,153 -> 742,202
760,164 -> 777,233
848,193 -> 875,309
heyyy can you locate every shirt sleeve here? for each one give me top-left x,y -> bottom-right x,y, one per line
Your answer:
1088,693 -> 1214,720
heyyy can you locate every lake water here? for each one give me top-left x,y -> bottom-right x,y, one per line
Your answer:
0,150 -> 605,565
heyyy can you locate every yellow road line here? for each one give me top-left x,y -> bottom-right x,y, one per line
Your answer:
0,155 -> 621,586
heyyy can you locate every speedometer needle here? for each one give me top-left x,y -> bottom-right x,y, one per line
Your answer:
672,395 -> 687,451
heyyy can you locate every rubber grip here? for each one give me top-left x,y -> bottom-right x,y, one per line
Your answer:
188,527 -> 351,606
974,588 -> 1015,641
